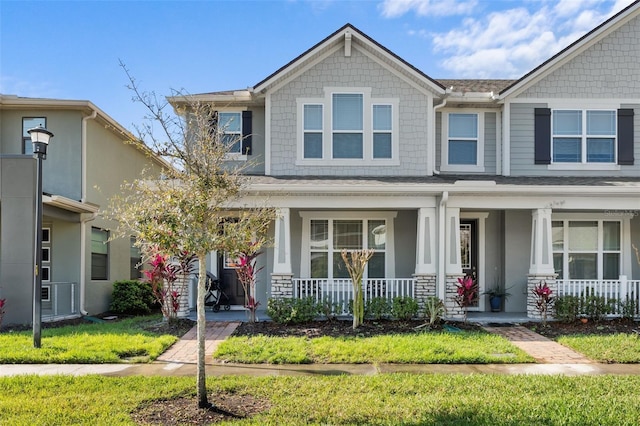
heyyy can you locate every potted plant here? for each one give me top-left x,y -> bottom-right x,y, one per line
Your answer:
483,282 -> 512,312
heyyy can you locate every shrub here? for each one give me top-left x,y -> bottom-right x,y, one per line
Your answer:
110,280 -> 155,315
366,297 -> 391,320
423,296 -> 446,326
391,296 -> 419,320
554,295 -> 581,322
582,293 -> 614,321
267,297 -> 319,324
619,296 -> 638,320
318,298 -> 341,320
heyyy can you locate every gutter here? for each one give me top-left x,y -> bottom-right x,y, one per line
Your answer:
438,191 -> 448,299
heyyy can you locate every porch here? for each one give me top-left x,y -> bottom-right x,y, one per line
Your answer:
556,277 -> 640,318
42,282 -> 81,322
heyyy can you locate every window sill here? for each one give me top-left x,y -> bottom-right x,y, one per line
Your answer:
295,159 -> 400,167
440,165 -> 486,173
224,154 -> 248,162
547,163 -> 621,171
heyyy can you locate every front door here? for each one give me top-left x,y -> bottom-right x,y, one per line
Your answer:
460,219 -> 479,309
218,253 -> 246,306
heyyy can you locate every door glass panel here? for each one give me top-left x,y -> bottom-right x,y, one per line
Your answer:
460,223 -> 471,270
568,221 -> 597,251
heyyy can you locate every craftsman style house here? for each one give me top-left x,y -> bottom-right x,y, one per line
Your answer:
0,96 -> 166,325
181,1 -> 640,320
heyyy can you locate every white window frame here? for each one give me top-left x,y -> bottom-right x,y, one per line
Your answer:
550,109 -> 617,166
544,101 -> 621,171
299,211 -> 397,279
441,110 -> 485,172
296,87 -> 399,166
552,213 -> 630,280
216,109 -> 248,162
22,117 -> 46,155
41,285 -> 51,302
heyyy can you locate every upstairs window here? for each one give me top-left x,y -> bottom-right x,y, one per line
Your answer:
441,111 -> 484,172
332,93 -> 363,159
22,117 -> 46,155
298,87 -> 398,165
552,110 -> 616,163
218,112 -> 242,154
303,104 -> 323,159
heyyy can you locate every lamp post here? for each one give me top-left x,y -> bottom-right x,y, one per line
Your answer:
28,126 -> 53,348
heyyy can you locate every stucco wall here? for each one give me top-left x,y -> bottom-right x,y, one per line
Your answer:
394,210 -> 417,278
503,210 -> 531,312
0,156 -> 36,325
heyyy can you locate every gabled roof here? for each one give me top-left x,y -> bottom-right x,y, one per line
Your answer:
499,0 -> 640,98
253,23 -> 445,95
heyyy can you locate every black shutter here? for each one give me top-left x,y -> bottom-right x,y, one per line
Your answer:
534,108 -> 551,165
618,108 -> 634,165
241,110 -> 252,155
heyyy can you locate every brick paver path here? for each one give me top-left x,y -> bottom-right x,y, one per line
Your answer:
157,321 -> 240,364
483,325 -> 593,364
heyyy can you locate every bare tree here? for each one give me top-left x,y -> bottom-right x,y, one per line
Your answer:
105,62 -> 274,410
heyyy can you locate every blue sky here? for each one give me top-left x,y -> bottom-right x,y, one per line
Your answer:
1,0 -> 634,133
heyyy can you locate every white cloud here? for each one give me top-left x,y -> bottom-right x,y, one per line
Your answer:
380,0 -> 478,17
425,0 -> 636,78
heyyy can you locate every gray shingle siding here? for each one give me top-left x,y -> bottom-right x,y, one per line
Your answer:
484,112 -> 497,175
269,47 -> 430,176
517,15 -> 640,99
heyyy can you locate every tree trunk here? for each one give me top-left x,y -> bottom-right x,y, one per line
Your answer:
352,280 -> 364,329
196,254 -> 209,408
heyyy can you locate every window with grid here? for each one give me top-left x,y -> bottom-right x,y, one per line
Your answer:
552,110 -> 616,163
22,117 -> 46,155
218,112 -> 242,153
552,220 -> 620,280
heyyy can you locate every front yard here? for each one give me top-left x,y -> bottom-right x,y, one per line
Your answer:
2,374 -> 640,425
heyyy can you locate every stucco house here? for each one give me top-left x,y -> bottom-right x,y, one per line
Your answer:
176,1 -> 640,321
0,95 -> 166,325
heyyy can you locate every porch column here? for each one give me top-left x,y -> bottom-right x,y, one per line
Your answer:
527,208 -> 557,319
444,207 -> 465,320
414,208 -> 437,313
271,208 -> 293,298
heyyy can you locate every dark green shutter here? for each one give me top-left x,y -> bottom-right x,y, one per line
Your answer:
618,109 -> 634,165
534,108 -> 551,165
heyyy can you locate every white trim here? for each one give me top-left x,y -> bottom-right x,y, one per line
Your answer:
41,285 -> 51,302
299,211 -> 397,279
440,110 -> 485,172
460,212 -> 489,312
265,92 -> 272,175
273,208 -> 292,274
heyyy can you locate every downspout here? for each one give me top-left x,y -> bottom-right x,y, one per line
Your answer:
432,97 -> 448,175
80,110 -> 97,315
438,191 -> 449,299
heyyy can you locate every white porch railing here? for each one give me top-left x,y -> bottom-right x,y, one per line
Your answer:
42,282 -> 80,322
293,278 -> 414,316
556,276 -> 640,318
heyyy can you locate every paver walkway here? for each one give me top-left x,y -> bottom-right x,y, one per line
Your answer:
483,325 -> 593,364
156,321 -> 240,364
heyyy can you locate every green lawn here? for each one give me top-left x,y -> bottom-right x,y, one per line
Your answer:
0,316 -> 178,364
558,333 -> 640,363
2,374 -> 640,425
214,332 -> 534,364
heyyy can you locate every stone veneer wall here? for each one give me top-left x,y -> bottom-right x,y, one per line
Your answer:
413,274 -> 437,313
527,275 -> 557,320
271,274 -> 294,299
444,274 -> 465,320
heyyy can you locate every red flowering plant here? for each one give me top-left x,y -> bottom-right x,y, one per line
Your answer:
0,298 -> 6,330
144,249 -> 196,321
235,243 -> 263,323
532,281 -> 554,326
455,275 -> 478,323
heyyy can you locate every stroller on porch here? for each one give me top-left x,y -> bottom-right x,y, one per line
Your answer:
198,271 -> 231,312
